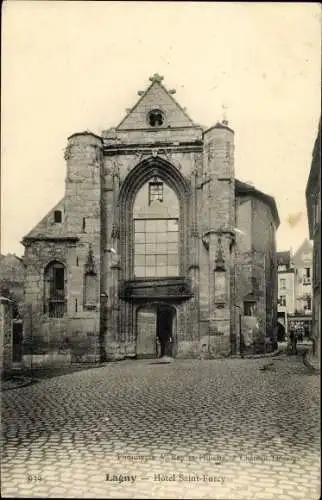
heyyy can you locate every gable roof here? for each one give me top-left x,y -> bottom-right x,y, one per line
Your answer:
23,198 -> 67,242
117,74 -> 196,130
276,251 -> 291,267
235,179 -> 280,228
292,238 -> 313,261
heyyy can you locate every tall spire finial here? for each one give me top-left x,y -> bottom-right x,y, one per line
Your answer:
149,73 -> 164,83
222,103 -> 229,126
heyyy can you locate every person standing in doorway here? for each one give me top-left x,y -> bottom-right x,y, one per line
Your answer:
157,329 -> 166,358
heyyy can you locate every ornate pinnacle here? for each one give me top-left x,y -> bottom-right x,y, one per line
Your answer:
215,237 -> 225,270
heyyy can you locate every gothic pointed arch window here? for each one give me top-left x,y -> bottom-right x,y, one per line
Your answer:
44,261 -> 67,318
133,177 -> 180,278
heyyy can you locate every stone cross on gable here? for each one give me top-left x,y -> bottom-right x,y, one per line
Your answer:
149,73 -> 164,83
222,103 -> 229,125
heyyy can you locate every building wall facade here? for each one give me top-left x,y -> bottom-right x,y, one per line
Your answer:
22,76 -> 280,365
306,118 -> 321,359
235,194 -> 278,351
0,297 -> 13,374
277,271 -> 296,315
293,239 -> 313,316
0,254 -> 24,317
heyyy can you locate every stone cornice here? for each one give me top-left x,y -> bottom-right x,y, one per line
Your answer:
22,236 -> 79,246
113,125 -> 203,133
103,143 -> 203,156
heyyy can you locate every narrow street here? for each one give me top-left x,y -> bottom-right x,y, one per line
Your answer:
1,356 -> 320,499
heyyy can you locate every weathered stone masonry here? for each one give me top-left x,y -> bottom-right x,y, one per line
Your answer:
22,74 -> 280,365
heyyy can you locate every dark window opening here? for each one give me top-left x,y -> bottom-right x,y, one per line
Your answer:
82,218 -> 86,232
76,256 -> 79,266
75,298 -> 78,313
54,210 -> 62,223
306,297 -> 312,310
53,267 -> 64,293
279,295 -> 286,307
148,109 -> 164,127
44,261 -> 66,318
149,181 -> 163,204
244,301 -> 256,316
305,267 -> 311,278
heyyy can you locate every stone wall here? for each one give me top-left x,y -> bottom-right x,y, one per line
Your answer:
235,195 -> 278,352
22,132 -> 103,366
199,124 -> 235,356
312,219 -> 320,361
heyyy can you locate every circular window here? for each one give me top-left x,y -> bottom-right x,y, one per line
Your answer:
148,109 -> 164,127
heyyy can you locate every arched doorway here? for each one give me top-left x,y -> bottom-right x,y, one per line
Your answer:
136,303 -> 176,358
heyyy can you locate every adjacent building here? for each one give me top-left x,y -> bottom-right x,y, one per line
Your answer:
235,181 -> 279,347
0,253 -> 25,364
277,240 -> 314,339
277,251 -> 296,334
306,118 -> 321,359
0,253 -> 24,316
293,239 -> 314,315
21,74 -> 280,364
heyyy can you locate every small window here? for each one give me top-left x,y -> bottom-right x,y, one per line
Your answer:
305,267 -> 311,278
280,279 -> 286,289
54,210 -> 62,223
54,267 -> 65,291
244,301 -> 256,316
44,261 -> 66,318
148,109 -> 164,127
149,182 -> 163,204
307,297 -> 312,310
279,296 -> 286,307
82,218 -> 86,232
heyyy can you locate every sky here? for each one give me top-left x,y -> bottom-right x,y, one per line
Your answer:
1,1 -> 321,257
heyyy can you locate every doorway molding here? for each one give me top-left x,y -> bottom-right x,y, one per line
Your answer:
135,302 -> 177,358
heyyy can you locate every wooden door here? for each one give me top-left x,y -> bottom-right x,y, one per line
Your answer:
136,307 -> 157,358
12,321 -> 23,362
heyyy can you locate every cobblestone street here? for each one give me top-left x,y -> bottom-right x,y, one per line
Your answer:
1,356 -> 320,499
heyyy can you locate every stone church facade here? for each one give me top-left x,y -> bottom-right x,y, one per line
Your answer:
22,74 -> 279,364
